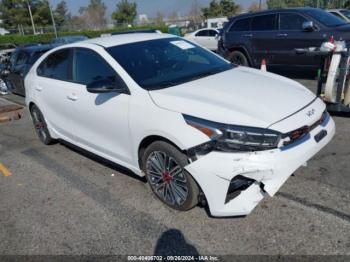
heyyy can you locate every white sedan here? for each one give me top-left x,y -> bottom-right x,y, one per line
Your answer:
25,33 -> 335,217
184,28 -> 219,51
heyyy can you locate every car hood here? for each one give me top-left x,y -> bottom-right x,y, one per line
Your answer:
149,67 -> 316,128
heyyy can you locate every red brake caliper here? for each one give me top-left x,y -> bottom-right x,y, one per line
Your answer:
35,122 -> 45,130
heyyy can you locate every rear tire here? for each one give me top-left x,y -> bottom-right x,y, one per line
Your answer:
228,50 -> 249,66
30,105 -> 55,145
142,141 -> 199,211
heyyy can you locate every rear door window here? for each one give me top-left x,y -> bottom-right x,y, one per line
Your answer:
230,18 -> 252,31
279,13 -> 308,30
251,14 -> 277,31
208,30 -> 218,37
196,30 -> 209,37
37,49 -> 71,81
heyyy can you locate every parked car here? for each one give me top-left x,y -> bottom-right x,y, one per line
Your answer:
0,43 -> 16,63
327,9 -> 350,22
218,8 -> 350,70
51,35 -> 88,44
6,44 -> 57,96
184,28 -> 219,51
25,33 -> 335,217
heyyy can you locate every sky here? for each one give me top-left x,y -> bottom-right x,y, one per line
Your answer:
51,0 -> 262,18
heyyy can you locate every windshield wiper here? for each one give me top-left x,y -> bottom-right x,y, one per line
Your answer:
146,81 -> 179,90
186,65 -> 234,83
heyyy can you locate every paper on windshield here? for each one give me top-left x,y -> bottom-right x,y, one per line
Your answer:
170,40 -> 195,50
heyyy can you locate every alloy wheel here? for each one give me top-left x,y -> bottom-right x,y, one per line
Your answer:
146,151 -> 189,206
32,110 -> 47,142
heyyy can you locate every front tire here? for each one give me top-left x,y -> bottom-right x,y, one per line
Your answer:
30,105 -> 55,145
142,141 -> 199,211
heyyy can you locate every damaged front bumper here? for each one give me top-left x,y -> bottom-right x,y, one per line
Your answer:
185,115 -> 335,217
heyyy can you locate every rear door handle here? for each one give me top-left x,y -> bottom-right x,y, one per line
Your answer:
67,93 -> 78,101
242,34 -> 253,37
277,33 -> 288,37
35,86 -> 43,92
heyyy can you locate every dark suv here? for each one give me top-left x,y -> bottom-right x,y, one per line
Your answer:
218,8 -> 350,70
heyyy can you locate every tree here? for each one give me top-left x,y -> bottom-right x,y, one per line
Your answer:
155,11 -> 165,25
32,0 -> 51,27
345,0 -> 350,8
0,0 -> 32,29
202,0 -> 240,19
0,0 -> 66,29
68,15 -> 85,30
79,0 -> 107,30
220,0 -> 240,16
168,11 -> 179,22
202,0 -> 221,18
267,0 -> 346,8
112,0 -> 137,25
188,0 -> 202,24
248,2 -> 267,12
54,1 -> 69,27
266,0 -> 287,8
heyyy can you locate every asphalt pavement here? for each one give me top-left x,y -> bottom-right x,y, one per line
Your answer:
0,79 -> 350,256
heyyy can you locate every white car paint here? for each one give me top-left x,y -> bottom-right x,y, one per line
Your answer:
150,67 -> 316,128
184,28 -> 219,51
25,33 -> 335,217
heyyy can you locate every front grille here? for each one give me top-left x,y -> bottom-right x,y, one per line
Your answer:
282,111 -> 328,146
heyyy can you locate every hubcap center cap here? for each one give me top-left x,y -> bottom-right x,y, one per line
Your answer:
163,172 -> 172,184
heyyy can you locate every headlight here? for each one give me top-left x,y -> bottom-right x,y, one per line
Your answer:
184,115 -> 281,153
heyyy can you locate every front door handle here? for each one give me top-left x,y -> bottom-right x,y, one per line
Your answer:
242,34 -> 253,37
67,93 -> 78,101
35,86 -> 43,92
277,33 -> 288,37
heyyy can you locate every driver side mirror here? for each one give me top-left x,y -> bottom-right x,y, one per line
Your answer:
86,78 -> 128,94
302,21 -> 315,32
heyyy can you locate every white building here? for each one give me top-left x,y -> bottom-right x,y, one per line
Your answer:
0,28 -> 9,36
138,14 -> 149,25
206,17 -> 228,29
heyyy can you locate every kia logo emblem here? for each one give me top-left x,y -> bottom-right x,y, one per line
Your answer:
306,109 -> 315,117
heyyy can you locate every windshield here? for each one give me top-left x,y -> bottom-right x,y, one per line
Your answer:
106,37 -> 233,90
305,9 -> 347,27
340,9 -> 350,19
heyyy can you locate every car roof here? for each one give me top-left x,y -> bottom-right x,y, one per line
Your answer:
83,33 -> 175,48
111,29 -> 160,35
230,7 -> 319,20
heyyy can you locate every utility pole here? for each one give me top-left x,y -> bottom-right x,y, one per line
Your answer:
26,0 -> 36,35
259,0 -> 262,10
48,0 -> 58,38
